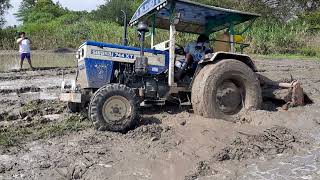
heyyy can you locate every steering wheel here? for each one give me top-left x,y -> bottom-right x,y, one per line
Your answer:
175,44 -> 185,55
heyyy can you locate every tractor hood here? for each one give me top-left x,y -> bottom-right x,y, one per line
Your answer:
129,0 -> 260,34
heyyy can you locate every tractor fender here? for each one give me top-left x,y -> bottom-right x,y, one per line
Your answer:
198,51 -> 258,72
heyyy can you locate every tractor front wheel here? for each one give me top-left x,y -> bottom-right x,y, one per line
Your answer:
88,84 -> 139,132
191,60 -> 262,121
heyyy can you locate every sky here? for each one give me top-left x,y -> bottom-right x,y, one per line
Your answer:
4,0 -> 105,27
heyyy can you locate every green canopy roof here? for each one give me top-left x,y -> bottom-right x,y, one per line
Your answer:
130,0 -> 260,34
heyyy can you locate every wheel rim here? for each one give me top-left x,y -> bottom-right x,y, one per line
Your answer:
216,80 -> 243,115
102,96 -> 132,122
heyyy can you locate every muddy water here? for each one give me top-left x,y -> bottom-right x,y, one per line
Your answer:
238,132 -> 320,180
240,148 -> 320,179
0,51 -> 76,71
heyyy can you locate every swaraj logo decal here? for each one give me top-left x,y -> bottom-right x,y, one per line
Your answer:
91,49 -> 135,59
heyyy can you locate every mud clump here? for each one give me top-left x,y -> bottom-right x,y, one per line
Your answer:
185,161 -> 214,180
215,126 -> 303,161
125,124 -> 167,141
125,124 -> 177,153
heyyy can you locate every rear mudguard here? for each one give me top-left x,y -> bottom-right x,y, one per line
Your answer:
198,51 -> 257,72
191,52 -> 258,88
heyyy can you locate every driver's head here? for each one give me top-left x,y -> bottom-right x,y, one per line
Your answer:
197,34 -> 209,43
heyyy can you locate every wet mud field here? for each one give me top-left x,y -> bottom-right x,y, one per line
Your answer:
1,58 -> 320,180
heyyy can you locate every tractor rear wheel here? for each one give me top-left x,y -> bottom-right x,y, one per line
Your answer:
191,60 -> 262,121
88,84 -> 139,132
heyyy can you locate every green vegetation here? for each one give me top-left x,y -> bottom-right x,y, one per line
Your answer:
0,114 -> 92,147
0,100 -> 92,147
93,0 -> 142,25
36,115 -> 91,139
0,0 -> 319,57
0,0 -> 11,27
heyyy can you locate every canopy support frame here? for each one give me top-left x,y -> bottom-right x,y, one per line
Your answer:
168,2 -> 177,87
150,14 -> 157,48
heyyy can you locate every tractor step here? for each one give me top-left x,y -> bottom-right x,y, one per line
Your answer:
141,100 -> 166,107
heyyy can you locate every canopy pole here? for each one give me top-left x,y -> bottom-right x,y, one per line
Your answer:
169,23 -> 176,87
168,2 -> 176,87
229,24 -> 235,53
151,14 -> 156,48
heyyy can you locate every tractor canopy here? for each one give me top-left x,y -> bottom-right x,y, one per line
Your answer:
129,0 -> 260,35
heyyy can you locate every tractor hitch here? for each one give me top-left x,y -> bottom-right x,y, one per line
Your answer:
60,80 -> 82,103
259,75 -> 305,110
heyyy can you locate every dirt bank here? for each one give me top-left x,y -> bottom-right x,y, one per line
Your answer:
0,58 -> 320,180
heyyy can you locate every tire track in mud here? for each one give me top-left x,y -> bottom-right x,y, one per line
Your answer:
0,68 -> 76,116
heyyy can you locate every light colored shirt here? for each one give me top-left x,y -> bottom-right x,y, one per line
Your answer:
184,41 -> 211,62
17,38 -> 31,53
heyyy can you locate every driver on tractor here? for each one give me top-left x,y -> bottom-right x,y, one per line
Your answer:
175,34 -> 213,81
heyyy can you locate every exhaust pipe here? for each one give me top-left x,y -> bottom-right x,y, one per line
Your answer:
135,21 -> 149,75
121,10 -> 128,46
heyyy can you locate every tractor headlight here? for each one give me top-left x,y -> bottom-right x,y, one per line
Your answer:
81,48 -> 85,57
76,48 -> 85,59
75,51 -> 80,59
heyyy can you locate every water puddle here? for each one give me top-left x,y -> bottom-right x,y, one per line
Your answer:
239,148 -> 320,180
237,130 -> 320,179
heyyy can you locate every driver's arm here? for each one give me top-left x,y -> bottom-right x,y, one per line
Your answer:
184,43 -> 191,55
205,47 -> 213,54
184,43 -> 194,65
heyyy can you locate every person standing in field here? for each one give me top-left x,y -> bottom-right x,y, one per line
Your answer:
16,32 -> 34,70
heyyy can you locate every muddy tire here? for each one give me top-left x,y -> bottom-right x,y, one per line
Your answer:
67,102 -> 82,113
191,60 -> 262,121
88,84 -> 139,132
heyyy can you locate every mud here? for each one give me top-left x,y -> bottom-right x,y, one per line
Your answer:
214,126 -> 305,161
185,161 -> 214,180
0,67 -> 74,118
0,57 -> 320,180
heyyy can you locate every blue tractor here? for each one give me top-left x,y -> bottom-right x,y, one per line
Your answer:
60,0 -> 304,132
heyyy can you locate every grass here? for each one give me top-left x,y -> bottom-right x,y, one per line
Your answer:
20,100 -> 40,114
0,114 -> 92,147
36,115 -> 91,139
0,128 -> 33,147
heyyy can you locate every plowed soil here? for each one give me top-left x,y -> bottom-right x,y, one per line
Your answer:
1,58 -> 320,180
